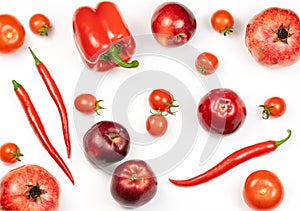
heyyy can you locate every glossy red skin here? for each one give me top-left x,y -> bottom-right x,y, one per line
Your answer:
0,164 -> 60,211
0,142 -> 22,164
29,14 -> 51,35
264,97 -> 286,118
197,88 -> 246,135
245,7 -> 300,67
151,2 -> 196,47
0,14 -> 25,54
74,93 -> 97,114
110,160 -> 158,208
148,89 -> 173,112
210,9 -> 234,35
83,121 -> 130,168
73,2 -> 136,71
146,114 -> 168,137
195,52 -> 219,75
243,170 -> 284,210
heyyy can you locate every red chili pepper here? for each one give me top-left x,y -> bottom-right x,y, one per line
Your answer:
72,1 -> 139,72
169,129 -> 291,187
28,47 -> 71,158
12,80 -> 74,185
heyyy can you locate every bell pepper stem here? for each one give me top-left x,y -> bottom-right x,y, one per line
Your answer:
100,44 -> 139,68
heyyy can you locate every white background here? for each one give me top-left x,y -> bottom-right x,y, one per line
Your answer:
1,0 -> 300,210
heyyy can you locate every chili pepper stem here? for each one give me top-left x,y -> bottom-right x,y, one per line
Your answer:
100,44 -> 139,68
28,47 -> 42,66
12,80 -> 21,90
274,129 -> 291,147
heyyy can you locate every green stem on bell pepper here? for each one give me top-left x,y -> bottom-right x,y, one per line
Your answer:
100,44 -> 139,68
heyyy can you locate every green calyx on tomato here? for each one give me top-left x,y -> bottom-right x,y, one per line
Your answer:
259,96 -> 286,119
10,148 -> 23,162
259,105 -> 274,119
38,25 -> 52,36
220,26 -> 234,36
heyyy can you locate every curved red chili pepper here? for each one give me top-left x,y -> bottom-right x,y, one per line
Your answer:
28,47 -> 71,158
169,129 -> 291,187
12,80 -> 74,185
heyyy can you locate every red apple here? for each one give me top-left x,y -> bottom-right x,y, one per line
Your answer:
110,159 -> 158,208
83,121 -> 130,168
151,2 -> 197,47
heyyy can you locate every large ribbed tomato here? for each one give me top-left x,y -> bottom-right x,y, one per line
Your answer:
243,170 -> 284,210
0,14 -> 25,54
197,88 -> 247,135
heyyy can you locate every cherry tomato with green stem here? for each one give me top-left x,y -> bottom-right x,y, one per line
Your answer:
259,97 -> 286,119
0,142 -> 23,164
195,52 -> 219,75
0,14 -> 25,54
146,113 -> 168,137
211,9 -> 234,36
148,89 -> 178,115
74,93 -> 104,115
243,170 -> 284,210
29,13 -> 51,36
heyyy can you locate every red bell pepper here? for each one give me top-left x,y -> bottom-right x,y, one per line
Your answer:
73,1 -> 139,72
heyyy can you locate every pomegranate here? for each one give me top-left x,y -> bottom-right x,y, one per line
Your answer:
245,7 -> 300,67
0,164 -> 60,211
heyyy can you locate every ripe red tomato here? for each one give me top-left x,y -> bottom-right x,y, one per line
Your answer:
74,93 -> 104,115
259,97 -> 286,119
245,7 -> 300,67
243,170 -> 284,210
0,164 -> 60,211
195,52 -> 219,75
197,88 -> 246,134
29,13 -> 51,36
0,14 -> 25,54
148,89 -> 178,115
0,142 -> 23,164
211,9 -> 234,35
146,114 -> 168,137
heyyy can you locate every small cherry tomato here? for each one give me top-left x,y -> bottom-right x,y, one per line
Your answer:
195,52 -> 219,75
146,114 -> 168,137
29,13 -> 51,36
0,14 -> 25,54
211,9 -> 234,36
148,89 -> 178,115
243,170 -> 284,210
74,93 -> 104,115
0,142 -> 23,164
259,97 -> 286,119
